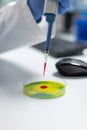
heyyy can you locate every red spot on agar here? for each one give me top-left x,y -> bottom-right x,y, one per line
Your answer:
40,86 -> 48,89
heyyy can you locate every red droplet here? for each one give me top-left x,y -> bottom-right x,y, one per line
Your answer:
40,86 -> 47,89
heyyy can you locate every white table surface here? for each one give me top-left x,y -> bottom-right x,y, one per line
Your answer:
0,45 -> 87,130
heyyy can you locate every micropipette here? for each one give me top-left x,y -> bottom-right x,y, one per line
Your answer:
43,0 -> 58,76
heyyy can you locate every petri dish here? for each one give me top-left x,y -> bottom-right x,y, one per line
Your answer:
23,76 -> 66,99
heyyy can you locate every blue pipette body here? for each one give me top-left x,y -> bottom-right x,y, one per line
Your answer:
44,13 -> 56,51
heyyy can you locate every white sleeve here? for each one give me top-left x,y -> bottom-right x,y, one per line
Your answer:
0,0 -> 48,53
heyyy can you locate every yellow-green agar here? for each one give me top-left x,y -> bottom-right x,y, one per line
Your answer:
23,80 -> 66,99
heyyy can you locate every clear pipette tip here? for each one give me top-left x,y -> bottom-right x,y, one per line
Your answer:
43,50 -> 49,76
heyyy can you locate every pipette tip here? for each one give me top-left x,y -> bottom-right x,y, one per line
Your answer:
43,50 -> 49,76
43,62 -> 47,76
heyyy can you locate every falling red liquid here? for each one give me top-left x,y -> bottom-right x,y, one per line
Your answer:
43,62 -> 47,76
40,86 -> 47,89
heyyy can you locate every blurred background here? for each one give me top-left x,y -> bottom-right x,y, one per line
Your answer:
0,0 -> 16,7
56,0 -> 87,38
1,0 -> 87,57
1,0 -> 87,34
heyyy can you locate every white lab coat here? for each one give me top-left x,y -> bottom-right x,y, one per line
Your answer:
0,0 -> 55,53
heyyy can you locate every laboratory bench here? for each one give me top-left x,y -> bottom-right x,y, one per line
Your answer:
0,39 -> 87,130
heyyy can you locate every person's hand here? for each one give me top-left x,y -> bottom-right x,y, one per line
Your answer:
27,0 -> 70,22
27,0 -> 44,22
57,0 -> 70,14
